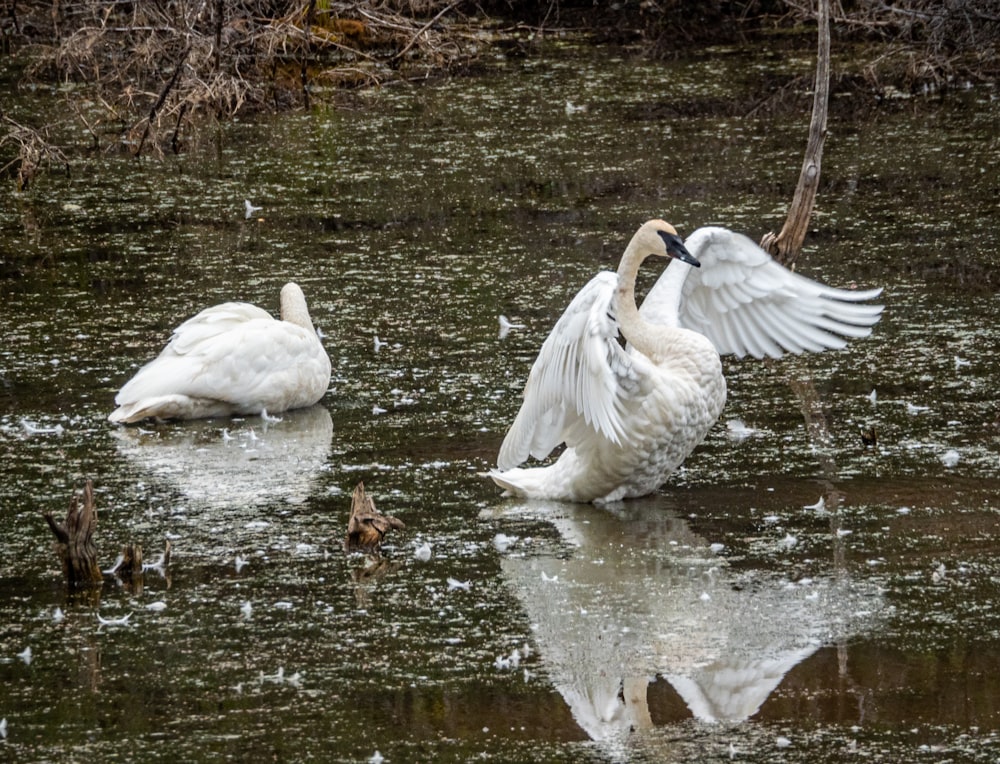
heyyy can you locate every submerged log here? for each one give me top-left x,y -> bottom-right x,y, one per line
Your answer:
43,480 -> 103,588
344,481 -> 405,553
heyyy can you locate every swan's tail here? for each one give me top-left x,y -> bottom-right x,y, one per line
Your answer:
488,466 -> 586,503
489,468 -> 531,497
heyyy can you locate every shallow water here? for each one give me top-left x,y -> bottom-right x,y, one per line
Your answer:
2,43 -> 1000,762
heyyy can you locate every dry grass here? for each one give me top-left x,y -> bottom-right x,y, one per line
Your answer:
0,1 -> 997,175
779,0 -> 1000,88
4,1 -> 479,158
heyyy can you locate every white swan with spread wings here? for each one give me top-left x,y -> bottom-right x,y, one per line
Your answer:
490,221 -> 883,503
109,282 -> 331,424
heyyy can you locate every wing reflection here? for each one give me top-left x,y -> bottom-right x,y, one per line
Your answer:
486,498 -> 884,744
112,405 -> 332,508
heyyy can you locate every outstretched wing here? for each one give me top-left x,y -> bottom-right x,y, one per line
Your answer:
497,272 -> 642,471
640,227 -> 883,359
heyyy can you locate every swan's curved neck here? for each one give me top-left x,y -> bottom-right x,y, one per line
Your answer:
614,238 -> 658,355
280,284 -> 315,332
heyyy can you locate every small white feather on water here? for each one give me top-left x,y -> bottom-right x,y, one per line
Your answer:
493,533 -> 517,552
142,551 -> 169,572
259,667 -> 284,684
97,612 -> 132,627
725,418 -> 757,442
940,449 -> 960,468
498,315 -> 525,340
803,496 -> 825,511
414,542 -> 432,562
447,578 -> 470,591
20,418 -> 64,435
17,646 -> 32,665
244,199 -> 262,219
932,563 -> 947,583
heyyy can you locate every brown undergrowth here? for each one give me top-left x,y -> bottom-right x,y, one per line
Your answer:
0,1 -> 997,183
1,1 -> 482,171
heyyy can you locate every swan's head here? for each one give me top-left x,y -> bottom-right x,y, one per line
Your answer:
642,219 -> 700,268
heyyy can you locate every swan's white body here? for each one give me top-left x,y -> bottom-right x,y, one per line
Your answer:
109,282 -> 331,423
491,222 -> 883,503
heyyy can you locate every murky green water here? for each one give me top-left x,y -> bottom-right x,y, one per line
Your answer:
2,44 -> 1000,762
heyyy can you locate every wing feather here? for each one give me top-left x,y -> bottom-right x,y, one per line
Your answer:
498,272 -> 635,471
640,226 -> 884,360
116,314 -> 320,407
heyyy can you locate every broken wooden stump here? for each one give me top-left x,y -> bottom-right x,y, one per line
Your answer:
344,481 -> 405,554
43,480 -> 103,588
110,543 -> 143,577
109,542 -> 144,592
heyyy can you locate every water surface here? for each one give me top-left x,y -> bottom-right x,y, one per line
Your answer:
2,44 -> 1000,762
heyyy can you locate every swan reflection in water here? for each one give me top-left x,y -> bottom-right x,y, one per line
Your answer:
112,404 -> 332,508
484,498 -> 884,747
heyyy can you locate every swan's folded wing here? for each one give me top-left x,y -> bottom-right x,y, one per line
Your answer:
497,272 -> 636,470
116,316 -> 324,407
168,302 -> 275,354
643,226 -> 884,359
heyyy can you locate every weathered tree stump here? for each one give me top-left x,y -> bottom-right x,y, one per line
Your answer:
110,542 -> 144,587
112,543 -> 143,575
43,480 -> 103,588
344,481 -> 405,554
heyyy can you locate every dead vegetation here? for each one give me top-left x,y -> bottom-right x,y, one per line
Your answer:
2,1 -> 482,161
780,0 -> 1000,89
43,480 -> 103,588
42,479 -> 172,595
344,481 -> 405,554
0,112 -> 69,190
0,1 -> 997,179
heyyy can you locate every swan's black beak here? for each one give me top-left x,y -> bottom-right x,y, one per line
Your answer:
659,231 -> 700,268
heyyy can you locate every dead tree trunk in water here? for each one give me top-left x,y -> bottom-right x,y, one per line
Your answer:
760,0 -> 831,267
43,480 -> 103,588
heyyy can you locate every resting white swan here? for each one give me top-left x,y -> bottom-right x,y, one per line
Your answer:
490,220 -> 883,503
109,282 -> 331,423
